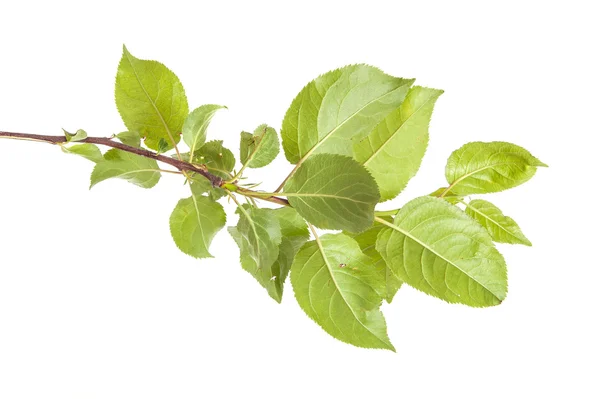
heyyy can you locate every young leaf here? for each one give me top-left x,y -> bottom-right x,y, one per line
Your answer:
90,149 -> 161,189
115,46 -> 188,151
157,138 -> 169,154
170,195 -> 226,259
376,196 -> 507,307
193,140 -> 235,179
270,207 -> 309,301
283,154 -> 380,233
115,131 -> 141,148
61,143 -> 103,163
63,128 -> 87,142
346,220 -> 403,303
291,233 -> 394,351
239,124 -> 280,168
354,86 -> 443,201
182,104 -> 226,157
228,206 -> 283,302
281,65 -> 414,164
464,199 -> 531,246
445,141 -> 547,195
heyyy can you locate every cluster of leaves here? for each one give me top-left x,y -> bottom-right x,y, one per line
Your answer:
58,46 -> 546,351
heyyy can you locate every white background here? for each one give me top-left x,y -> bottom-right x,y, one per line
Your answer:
0,1 -> 598,398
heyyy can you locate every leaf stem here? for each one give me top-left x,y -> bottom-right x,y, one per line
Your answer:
374,209 -> 400,217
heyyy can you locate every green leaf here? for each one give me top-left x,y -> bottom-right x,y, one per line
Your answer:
354,86 -> 443,201
61,143 -> 103,163
193,140 -> 235,179
63,129 -> 87,142
115,131 -> 141,148
228,206 -> 282,301
239,124 -> 280,168
281,65 -> 414,164
376,196 -> 507,307
188,174 -> 226,201
445,141 -> 547,195
170,195 -> 226,259
465,199 -> 531,246
428,187 -> 464,204
291,233 -> 394,351
182,104 -> 227,156
115,46 -> 188,151
283,154 -> 380,233
270,207 -> 309,301
157,138 -> 169,154
347,219 -> 403,303
90,149 -> 161,188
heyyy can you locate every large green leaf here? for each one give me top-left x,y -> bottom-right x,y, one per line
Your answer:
239,124 -> 280,168
354,86 -> 443,201
465,199 -> 531,246
445,141 -> 547,195
283,154 -> 380,233
182,104 -> 226,157
347,220 -> 403,303
115,46 -> 188,151
228,206 -> 282,302
90,149 -> 161,188
281,65 -> 414,164
61,143 -> 103,163
170,194 -> 226,259
291,233 -> 394,351
376,196 -> 507,307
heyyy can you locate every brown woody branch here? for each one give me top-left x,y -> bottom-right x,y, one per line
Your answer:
0,130 -> 289,206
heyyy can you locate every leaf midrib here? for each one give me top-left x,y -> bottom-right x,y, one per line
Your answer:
374,216 -> 502,301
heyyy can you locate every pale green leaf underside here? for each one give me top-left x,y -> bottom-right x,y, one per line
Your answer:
228,206 -> 282,302
61,143 -> 103,163
281,64 -> 414,164
90,149 -> 161,188
465,199 -> 531,246
283,154 -> 380,233
445,141 -> 547,195
115,46 -> 188,151
376,196 -> 507,307
347,219 -> 403,303
291,233 -> 394,350
429,187 -> 464,204
170,195 -> 226,259
354,86 -> 443,201
182,104 -> 226,156
240,124 -> 280,168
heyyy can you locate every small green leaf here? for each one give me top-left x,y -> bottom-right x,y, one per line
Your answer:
445,141 -> 547,195
157,138 -> 169,154
270,207 -> 309,301
115,45 -> 188,151
281,65 -> 414,164
283,154 -> 380,233
228,206 -> 282,301
376,197 -> 507,307
346,219 -> 403,303
465,199 -> 531,246
90,149 -> 161,188
429,187 -> 464,204
193,140 -> 235,179
61,143 -> 103,163
239,124 -> 280,168
63,129 -> 87,142
170,195 -> 226,259
291,233 -> 394,350
115,131 -> 141,148
182,104 -> 227,156
189,173 -> 225,200
354,86 -> 443,201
